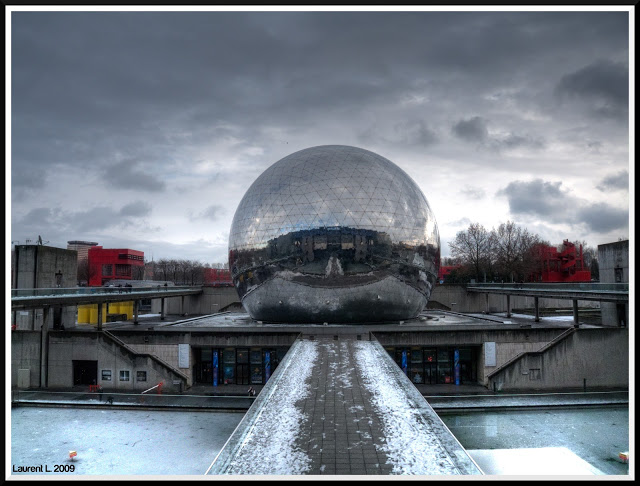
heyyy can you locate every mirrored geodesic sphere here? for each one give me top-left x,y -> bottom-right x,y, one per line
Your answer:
228,145 -> 440,323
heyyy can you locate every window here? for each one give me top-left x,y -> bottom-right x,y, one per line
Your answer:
102,264 -> 113,277
250,350 -> 262,364
136,371 -> 147,382
101,370 -> 112,381
119,370 -> 130,381
237,349 -> 249,364
115,264 -> 131,277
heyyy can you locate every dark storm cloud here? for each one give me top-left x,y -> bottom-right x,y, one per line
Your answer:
498,179 -> 629,234
10,10 -> 630,258
497,179 -> 568,218
103,160 -> 166,192
119,201 -> 153,217
576,203 -> 629,233
597,170 -> 629,192
555,60 -> 629,119
16,202 -> 154,234
11,162 -> 48,201
494,133 -> 545,151
452,117 -> 545,152
12,163 -> 46,190
19,207 -> 59,226
359,120 -> 438,147
452,117 -> 488,143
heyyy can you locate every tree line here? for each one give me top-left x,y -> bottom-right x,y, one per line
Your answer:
148,259 -> 229,285
76,258 -> 229,286
445,221 -> 599,284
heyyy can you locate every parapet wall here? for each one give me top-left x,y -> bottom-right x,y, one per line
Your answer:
46,331 -> 188,392
431,285 -> 599,313
487,328 -> 628,391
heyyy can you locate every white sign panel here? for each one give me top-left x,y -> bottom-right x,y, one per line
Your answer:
178,344 -> 190,369
484,342 -> 497,367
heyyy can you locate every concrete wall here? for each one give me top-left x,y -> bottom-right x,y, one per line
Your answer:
598,240 -> 629,327
127,344 -> 188,385
151,286 -> 240,315
100,331 -> 300,388
47,332 -> 187,392
12,245 -> 78,330
11,331 -> 41,389
431,285 -> 600,313
487,328 -> 628,391
117,330 -> 300,348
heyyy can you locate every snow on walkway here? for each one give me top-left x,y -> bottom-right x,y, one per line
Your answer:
223,340 -> 318,475
353,341 -> 462,475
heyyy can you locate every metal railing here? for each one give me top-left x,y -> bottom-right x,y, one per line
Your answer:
466,282 -> 628,292
11,286 -> 201,299
12,390 -> 255,410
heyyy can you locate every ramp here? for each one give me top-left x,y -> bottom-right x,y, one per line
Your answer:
207,334 -> 482,476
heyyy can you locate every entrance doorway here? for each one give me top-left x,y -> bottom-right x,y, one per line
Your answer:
73,360 -> 97,386
236,364 -> 250,385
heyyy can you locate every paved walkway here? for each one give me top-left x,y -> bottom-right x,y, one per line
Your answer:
207,335 -> 482,476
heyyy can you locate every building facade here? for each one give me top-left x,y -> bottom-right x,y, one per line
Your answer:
598,240 -> 629,327
67,240 -> 98,285
11,244 -> 77,331
88,246 -> 145,286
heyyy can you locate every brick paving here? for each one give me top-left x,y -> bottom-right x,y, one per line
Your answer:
296,336 -> 392,475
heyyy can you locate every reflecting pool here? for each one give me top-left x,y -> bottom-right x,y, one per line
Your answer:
439,406 -> 630,475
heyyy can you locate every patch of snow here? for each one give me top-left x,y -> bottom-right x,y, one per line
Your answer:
353,342 -> 461,475
225,340 -> 318,475
510,313 -> 575,321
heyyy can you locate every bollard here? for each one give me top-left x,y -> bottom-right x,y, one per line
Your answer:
583,378 -> 587,392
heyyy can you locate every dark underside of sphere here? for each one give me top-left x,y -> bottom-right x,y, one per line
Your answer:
228,145 -> 440,324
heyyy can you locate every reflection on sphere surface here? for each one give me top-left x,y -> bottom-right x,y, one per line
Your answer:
228,145 -> 440,323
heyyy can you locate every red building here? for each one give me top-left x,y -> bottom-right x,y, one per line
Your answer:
530,240 -> 591,283
88,246 -> 145,286
438,265 -> 462,283
204,268 -> 233,287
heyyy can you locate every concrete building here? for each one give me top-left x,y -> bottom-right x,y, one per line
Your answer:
88,246 -> 144,286
67,240 -> 98,285
66,240 -> 98,263
598,240 -> 629,327
12,244 -> 77,331
11,311 -> 628,393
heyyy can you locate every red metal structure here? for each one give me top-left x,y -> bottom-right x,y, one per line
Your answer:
530,240 -> 591,282
88,246 -> 145,286
438,265 -> 462,282
204,268 -> 233,287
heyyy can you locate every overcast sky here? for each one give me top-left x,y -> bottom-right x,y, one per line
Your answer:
8,7 -> 633,264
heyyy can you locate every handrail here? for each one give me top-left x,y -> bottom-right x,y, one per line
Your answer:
486,327 -> 576,380
11,286 -> 202,298
466,282 -> 628,292
101,331 -> 189,382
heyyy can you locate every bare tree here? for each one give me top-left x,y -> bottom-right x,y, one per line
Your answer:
155,259 -> 169,282
132,263 -> 145,281
77,259 -> 90,285
491,221 -> 544,282
449,223 -> 492,282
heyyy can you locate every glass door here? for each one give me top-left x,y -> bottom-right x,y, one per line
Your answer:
424,348 -> 437,384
